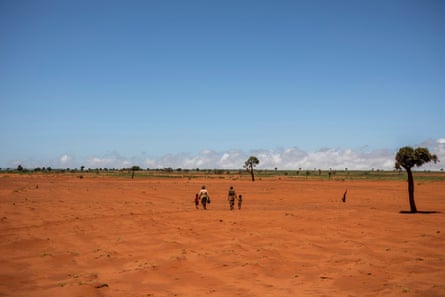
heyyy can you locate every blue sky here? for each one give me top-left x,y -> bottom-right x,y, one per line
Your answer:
1,0 -> 444,170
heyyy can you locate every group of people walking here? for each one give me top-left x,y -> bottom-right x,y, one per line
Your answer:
194,185 -> 243,210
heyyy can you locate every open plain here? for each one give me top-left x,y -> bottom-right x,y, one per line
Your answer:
1,173 -> 444,297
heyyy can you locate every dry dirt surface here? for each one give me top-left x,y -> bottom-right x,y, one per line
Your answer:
1,174 -> 444,297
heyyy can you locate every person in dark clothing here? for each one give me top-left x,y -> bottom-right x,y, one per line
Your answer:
227,186 -> 237,210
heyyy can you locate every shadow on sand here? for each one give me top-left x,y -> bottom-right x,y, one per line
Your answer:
399,210 -> 441,214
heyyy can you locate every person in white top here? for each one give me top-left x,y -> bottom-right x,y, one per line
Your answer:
198,185 -> 210,210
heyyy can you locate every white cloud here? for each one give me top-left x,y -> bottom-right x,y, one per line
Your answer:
84,153 -> 134,169
244,147 -> 395,170
59,154 -> 72,165
135,138 -> 441,171
85,157 -> 114,168
86,147 -> 394,171
53,154 -> 75,168
10,138 -> 443,171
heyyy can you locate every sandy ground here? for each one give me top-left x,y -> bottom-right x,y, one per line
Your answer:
0,173 -> 444,297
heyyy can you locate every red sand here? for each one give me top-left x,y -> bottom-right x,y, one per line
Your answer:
1,174 -> 444,297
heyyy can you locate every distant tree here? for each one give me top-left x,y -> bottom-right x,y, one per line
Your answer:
80,166 -> 85,172
17,164 -> 24,172
395,146 -> 438,213
131,165 -> 141,179
244,156 -> 259,182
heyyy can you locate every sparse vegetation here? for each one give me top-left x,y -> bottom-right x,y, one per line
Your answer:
1,166 -> 444,182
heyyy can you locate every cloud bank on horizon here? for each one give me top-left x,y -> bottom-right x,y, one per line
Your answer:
12,138 -> 444,171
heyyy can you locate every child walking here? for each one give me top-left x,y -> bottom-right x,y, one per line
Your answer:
194,193 -> 199,209
238,194 -> 243,210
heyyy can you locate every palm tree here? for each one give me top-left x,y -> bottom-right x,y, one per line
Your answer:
244,156 -> 259,182
395,146 -> 438,213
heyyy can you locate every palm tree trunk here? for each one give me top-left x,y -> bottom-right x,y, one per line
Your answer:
406,168 -> 417,213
